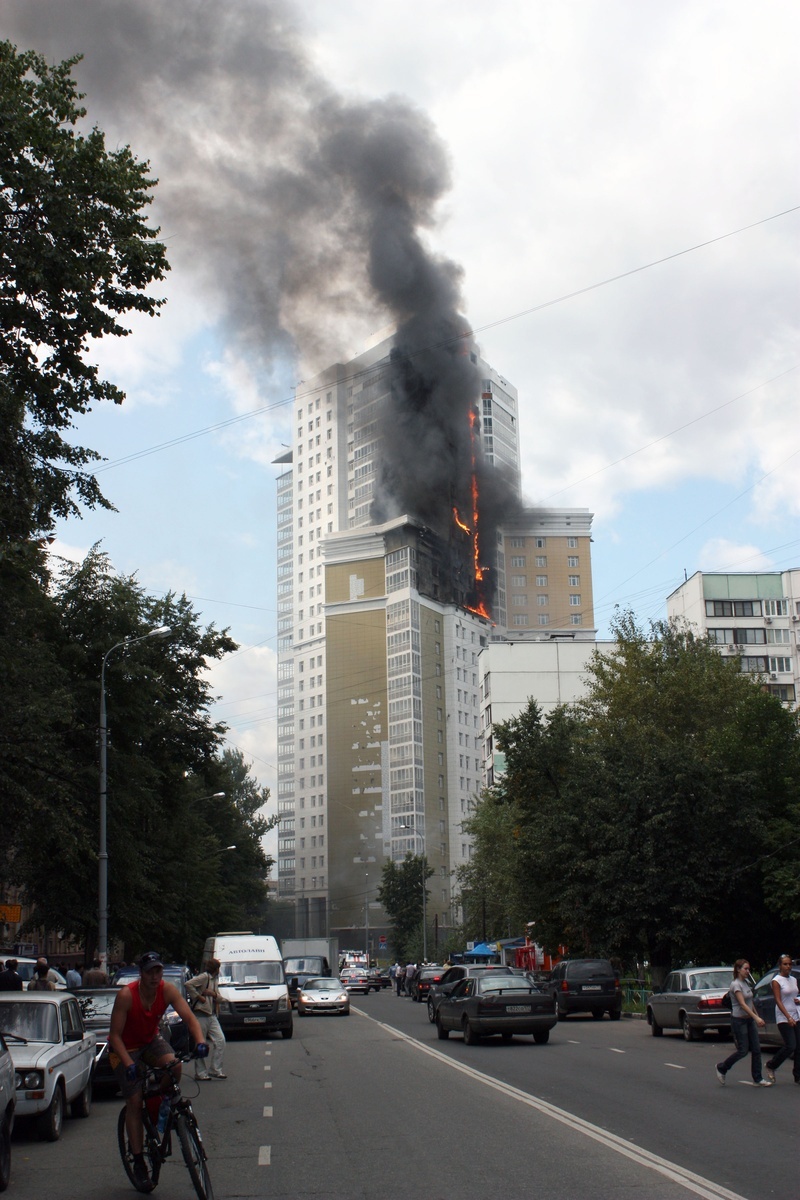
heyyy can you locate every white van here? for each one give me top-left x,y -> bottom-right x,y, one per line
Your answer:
201,932 -> 292,1038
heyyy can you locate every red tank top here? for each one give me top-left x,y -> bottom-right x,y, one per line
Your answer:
123,979 -> 169,1049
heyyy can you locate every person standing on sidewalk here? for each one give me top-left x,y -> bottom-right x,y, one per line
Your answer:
764,955 -> 800,1084
187,959 -> 227,1080
716,959 -> 773,1087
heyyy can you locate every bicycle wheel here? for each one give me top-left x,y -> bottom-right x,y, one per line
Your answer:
175,1111 -> 214,1200
117,1106 -> 162,1192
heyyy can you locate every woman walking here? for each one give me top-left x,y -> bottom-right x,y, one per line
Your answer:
764,955 -> 800,1084
715,959 -> 773,1087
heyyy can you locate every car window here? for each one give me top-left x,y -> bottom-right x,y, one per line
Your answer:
754,971 -> 777,999
479,977 -> 532,994
77,990 -> 119,1019
690,970 -> 732,991
304,979 -> 333,991
218,962 -> 284,984
662,973 -> 678,991
62,999 -> 82,1035
567,961 -> 613,980
0,1000 -> 60,1043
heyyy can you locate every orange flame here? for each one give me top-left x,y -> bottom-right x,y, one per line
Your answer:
451,408 -> 491,618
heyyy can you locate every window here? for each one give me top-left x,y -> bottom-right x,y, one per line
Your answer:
537,614 -> 549,625
769,657 -> 792,673
510,556 -> 526,568
536,594 -> 548,606
512,594 -> 528,606
510,575 -> 526,587
568,556 -> 579,568
535,537 -> 546,548
512,614 -> 528,626
705,600 -> 762,617
568,575 -> 580,587
567,536 -> 577,547
535,575 -> 547,587
535,556 -> 546,567
570,613 -> 583,625
569,594 -> 582,606
764,599 -> 789,617
509,537 -> 524,548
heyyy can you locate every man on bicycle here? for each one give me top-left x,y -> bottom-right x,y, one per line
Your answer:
109,951 -> 208,1191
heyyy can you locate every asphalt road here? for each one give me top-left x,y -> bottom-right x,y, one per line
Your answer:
9,990 -> 797,1199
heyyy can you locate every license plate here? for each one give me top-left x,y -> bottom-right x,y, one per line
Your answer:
582,985 -> 602,991
243,1016 -> 266,1024
506,1005 -> 532,1013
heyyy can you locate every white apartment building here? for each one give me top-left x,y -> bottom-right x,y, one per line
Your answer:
667,570 -> 800,707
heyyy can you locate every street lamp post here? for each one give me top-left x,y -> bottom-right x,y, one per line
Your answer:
98,625 -> 171,970
364,873 -> 369,959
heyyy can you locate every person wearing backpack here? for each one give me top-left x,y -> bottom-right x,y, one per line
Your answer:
715,959 -> 773,1087
186,959 -> 227,1080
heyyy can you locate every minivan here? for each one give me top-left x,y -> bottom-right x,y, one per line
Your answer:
201,932 -> 292,1038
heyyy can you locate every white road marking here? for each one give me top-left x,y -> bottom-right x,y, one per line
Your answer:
357,1011 -> 748,1200
263,1106 -> 273,1117
258,1145 -> 271,1166
264,1064 -> 271,1070
263,1081 -> 272,1088
665,1064 -> 686,1070
567,1039 -> 581,1044
609,1048 -> 625,1054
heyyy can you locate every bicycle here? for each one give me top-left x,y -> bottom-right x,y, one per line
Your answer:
117,1050 -> 214,1199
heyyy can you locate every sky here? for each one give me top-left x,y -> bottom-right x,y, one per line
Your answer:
3,1 -> 799,821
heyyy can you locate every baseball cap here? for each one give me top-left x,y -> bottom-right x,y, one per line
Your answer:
139,952 -> 164,971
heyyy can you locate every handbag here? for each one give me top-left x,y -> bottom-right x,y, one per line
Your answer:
721,988 -> 732,1010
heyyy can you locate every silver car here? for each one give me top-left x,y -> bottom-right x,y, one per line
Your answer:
647,966 -> 734,1040
297,978 -> 350,1016
753,962 -> 800,1048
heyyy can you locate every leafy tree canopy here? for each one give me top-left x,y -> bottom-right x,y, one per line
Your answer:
0,40 -> 168,543
377,853 -> 432,963
463,612 -> 800,978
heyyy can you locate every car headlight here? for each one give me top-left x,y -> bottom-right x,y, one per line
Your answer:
337,993 -> 348,1003
218,1000 -> 231,1014
16,1070 -> 43,1090
278,994 -> 289,1010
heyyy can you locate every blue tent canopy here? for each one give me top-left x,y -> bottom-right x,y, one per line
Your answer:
463,942 -> 499,960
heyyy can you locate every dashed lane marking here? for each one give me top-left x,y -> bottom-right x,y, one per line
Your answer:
258,1146 -> 271,1166
665,1064 -> 686,1070
263,1106 -> 273,1117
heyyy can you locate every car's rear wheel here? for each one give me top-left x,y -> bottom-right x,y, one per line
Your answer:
557,1000 -> 569,1020
427,998 -> 436,1023
436,1014 -> 449,1040
463,1018 -> 480,1046
649,1009 -> 663,1037
609,1007 -> 621,1021
37,1083 -> 65,1142
681,1015 -> 700,1041
533,1029 -> 550,1045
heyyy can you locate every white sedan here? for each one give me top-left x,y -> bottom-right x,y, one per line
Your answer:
0,992 -> 95,1141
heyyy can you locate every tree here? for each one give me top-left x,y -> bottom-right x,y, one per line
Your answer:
0,40 -> 168,544
473,612 -> 800,978
9,546 -> 274,961
377,853 -> 432,963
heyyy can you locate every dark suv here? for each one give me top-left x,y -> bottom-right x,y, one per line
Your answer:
547,959 -> 621,1020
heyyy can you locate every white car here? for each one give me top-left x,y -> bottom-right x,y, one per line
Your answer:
0,992 -> 95,1141
0,1031 -> 15,1191
13,959 -> 67,990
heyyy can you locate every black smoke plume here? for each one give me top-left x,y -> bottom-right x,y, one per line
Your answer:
1,0 -> 521,603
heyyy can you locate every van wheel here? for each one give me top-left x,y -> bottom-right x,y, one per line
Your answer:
282,1026 -> 293,1039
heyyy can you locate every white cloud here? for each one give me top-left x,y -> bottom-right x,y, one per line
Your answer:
697,538 -> 775,573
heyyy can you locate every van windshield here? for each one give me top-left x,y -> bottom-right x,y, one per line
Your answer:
218,961 -> 284,986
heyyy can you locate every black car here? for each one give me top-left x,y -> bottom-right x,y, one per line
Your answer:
426,965 -> 518,1023
547,959 -> 621,1020
74,986 -> 123,1091
408,966 -> 445,1003
436,974 -> 558,1044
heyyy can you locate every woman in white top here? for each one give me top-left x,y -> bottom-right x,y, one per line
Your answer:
765,955 -> 800,1084
715,958 -> 772,1086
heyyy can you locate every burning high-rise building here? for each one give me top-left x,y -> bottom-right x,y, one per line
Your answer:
274,332 -> 594,947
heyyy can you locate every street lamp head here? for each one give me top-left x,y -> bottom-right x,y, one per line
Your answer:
147,625 -> 172,638
225,845 -> 237,850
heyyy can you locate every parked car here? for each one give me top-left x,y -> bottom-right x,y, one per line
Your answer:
366,967 -> 391,991
435,974 -> 558,1044
546,959 -> 622,1020
753,961 -> 800,1048
0,991 -> 95,1141
0,1031 -> 15,1191
112,965 -> 191,1052
646,966 -> 734,1040
408,966 -> 445,1002
340,968 -> 371,995
74,987 -> 123,1091
427,965 -> 516,1023
297,978 -> 350,1016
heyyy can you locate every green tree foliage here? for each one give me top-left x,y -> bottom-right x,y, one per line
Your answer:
466,612 -> 800,977
0,40 -> 168,543
377,853 -> 432,963
7,547 -> 272,962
